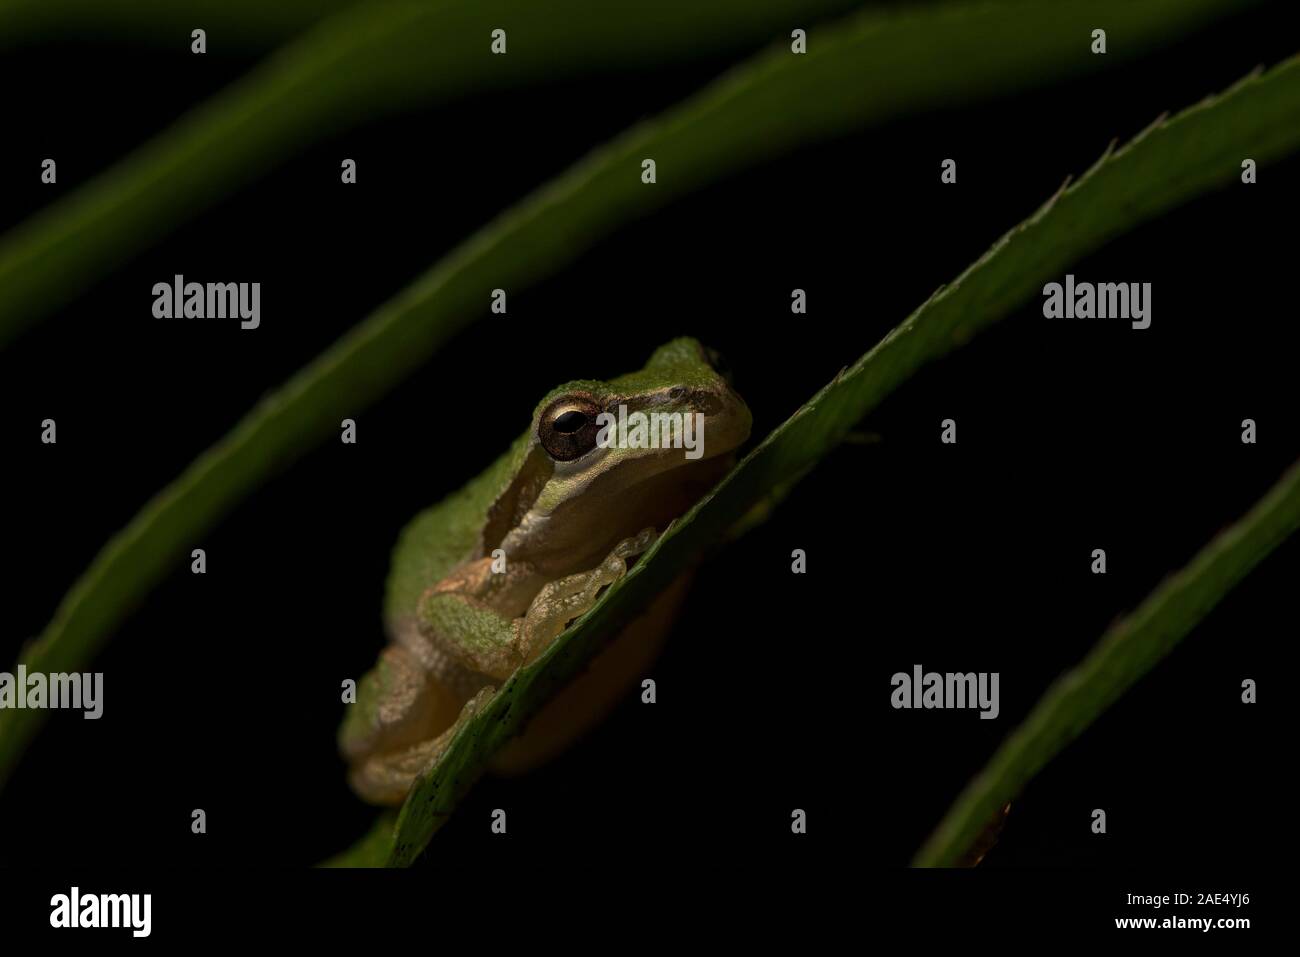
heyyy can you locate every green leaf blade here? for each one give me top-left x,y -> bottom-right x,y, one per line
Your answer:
913,459 -> 1300,867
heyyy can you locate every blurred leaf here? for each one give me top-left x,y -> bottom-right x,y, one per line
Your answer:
0,0 -> 1260,348
0,0 -> 863,344
348,56 -> 1300,865
915,458 -> 1300,866
0,0 -> 360,50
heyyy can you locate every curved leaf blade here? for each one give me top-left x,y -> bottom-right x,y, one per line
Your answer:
370,56 -> 1300,865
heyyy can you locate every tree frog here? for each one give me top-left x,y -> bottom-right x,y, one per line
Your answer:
339,338 -> 752,804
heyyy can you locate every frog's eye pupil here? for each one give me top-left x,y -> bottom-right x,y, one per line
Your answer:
553,410 -> 587,433
539,395 -> 602,462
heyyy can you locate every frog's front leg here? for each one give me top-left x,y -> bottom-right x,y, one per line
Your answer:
419,527 -> 659,680
518,526 -> 659,665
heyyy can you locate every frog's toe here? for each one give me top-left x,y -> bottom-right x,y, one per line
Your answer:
347,687 -> 495,805
349,738 -> 437,805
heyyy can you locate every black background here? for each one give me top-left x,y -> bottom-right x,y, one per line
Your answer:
0,0 -> 1295,929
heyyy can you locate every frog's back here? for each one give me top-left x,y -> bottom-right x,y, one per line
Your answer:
382,434 -> 529,629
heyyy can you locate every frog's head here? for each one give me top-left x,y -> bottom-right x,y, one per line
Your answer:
534,337 -> 751,468
493,338 -> 752,573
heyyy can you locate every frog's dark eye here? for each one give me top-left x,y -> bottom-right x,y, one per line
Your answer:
552,409 -> 588,433
539,395 -> 603,462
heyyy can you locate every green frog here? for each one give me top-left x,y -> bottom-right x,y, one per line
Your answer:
339,338 -> 751,804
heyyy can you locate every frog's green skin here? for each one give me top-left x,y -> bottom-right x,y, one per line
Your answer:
339,338 -> 751,804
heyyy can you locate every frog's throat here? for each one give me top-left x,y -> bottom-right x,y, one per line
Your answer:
480,444 -> 552,556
